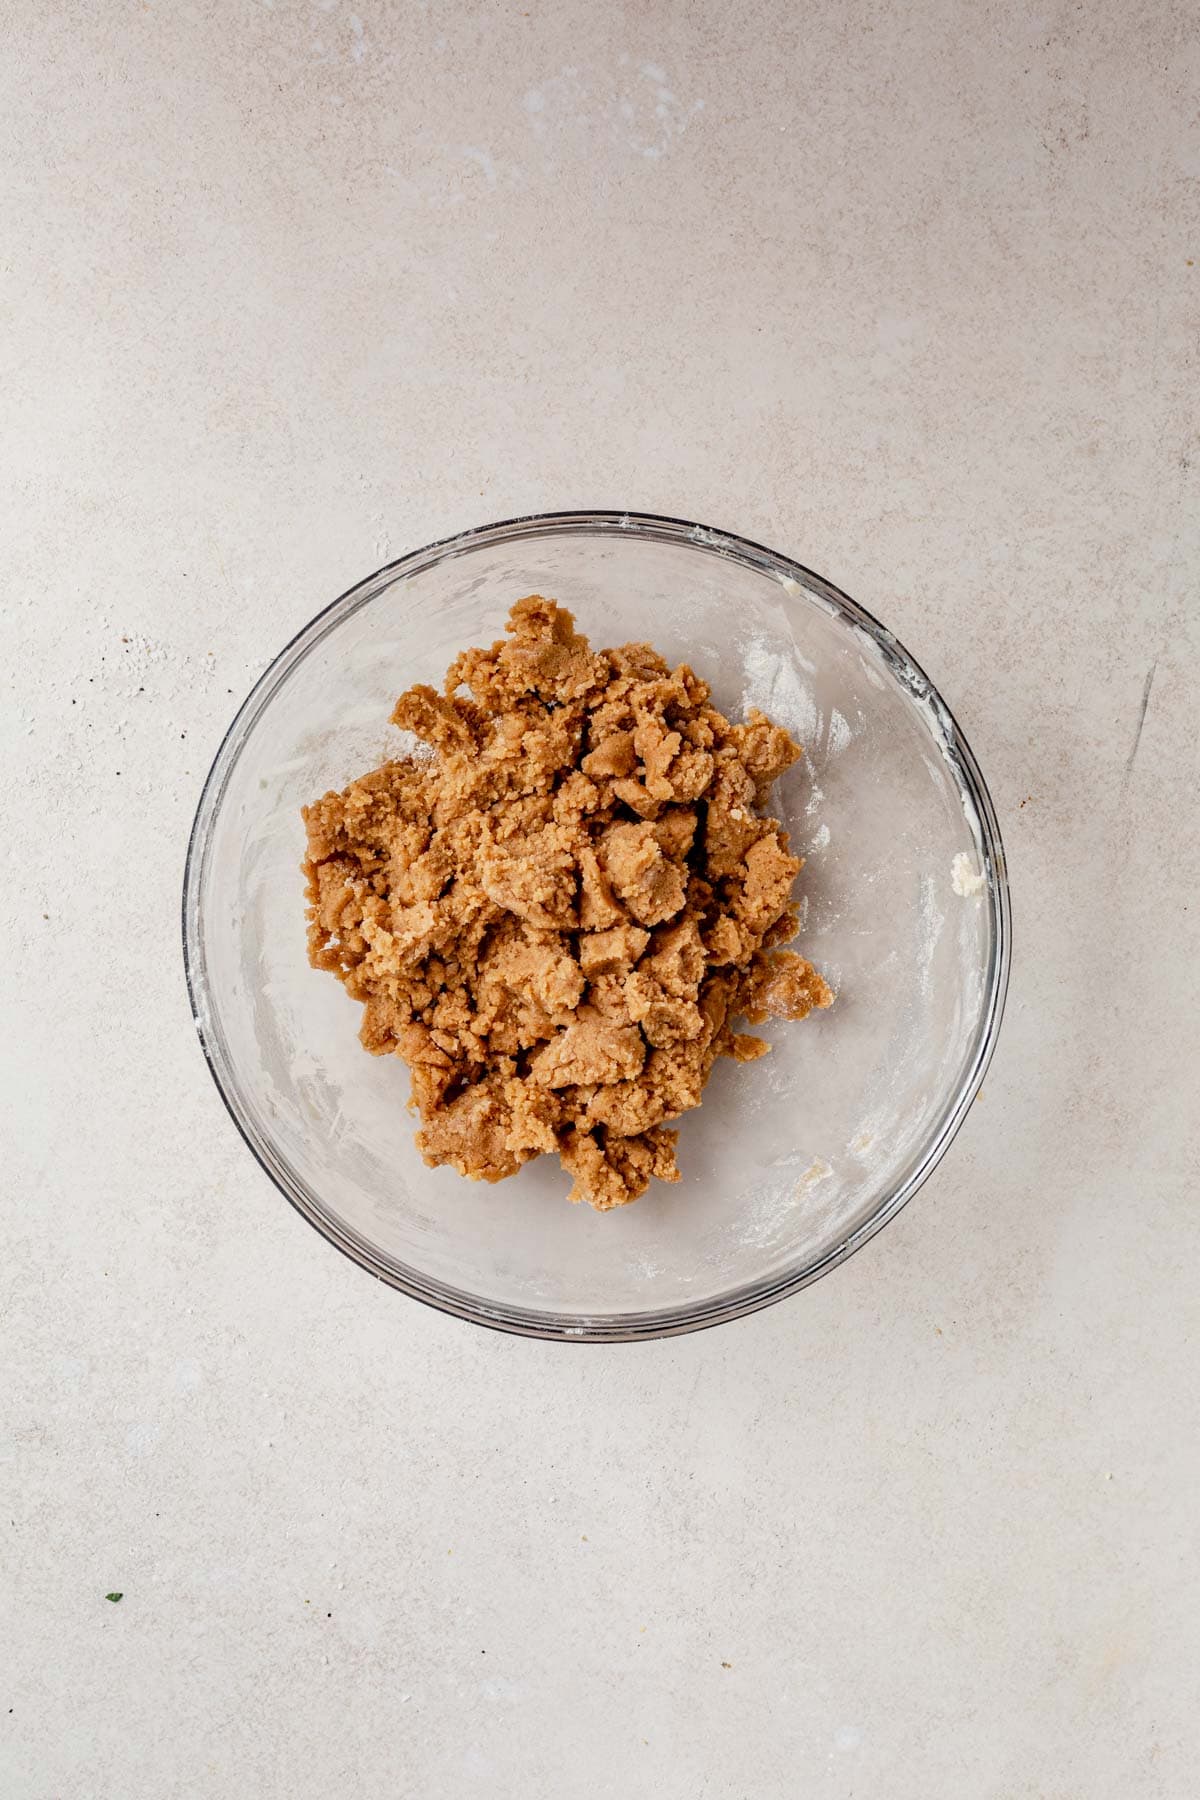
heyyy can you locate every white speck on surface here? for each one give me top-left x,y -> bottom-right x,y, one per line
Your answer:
951,852 -> 986,897
516,59 -> 703,163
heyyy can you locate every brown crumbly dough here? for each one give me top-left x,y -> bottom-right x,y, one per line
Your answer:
302,598 -> 833,1211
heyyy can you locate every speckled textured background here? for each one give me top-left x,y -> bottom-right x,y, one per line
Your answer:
2,2 -> 1198,1795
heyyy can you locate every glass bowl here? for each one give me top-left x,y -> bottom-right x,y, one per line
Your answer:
183,512 -> 1009,1341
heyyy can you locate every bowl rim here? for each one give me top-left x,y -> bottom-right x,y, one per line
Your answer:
182,508 -> 1011,1343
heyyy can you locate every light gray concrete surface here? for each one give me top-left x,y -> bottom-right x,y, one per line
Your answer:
3,2 -> 1198,1795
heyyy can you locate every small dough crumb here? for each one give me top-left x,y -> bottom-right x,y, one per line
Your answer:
302,598 -> 833,1211
951,851 -> 986,897
795,1157 -> 833,1195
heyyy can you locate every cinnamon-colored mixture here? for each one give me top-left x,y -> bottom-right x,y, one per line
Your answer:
302,598 -> 832,1210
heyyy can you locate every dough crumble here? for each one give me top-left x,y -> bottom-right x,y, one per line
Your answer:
302,598 -> 833,1210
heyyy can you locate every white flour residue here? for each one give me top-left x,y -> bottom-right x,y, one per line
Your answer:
740,639 -> 856,771
951,852 -> 986,897
770,549 -> 989,889
827,708 -> 852,756
810,822 -> 830,850
740,634 -> 818,742
732,1158 -> 833,1249
917,873 -> 945,995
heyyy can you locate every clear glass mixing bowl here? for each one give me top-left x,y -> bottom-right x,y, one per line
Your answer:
183,512 -> 1010,1340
